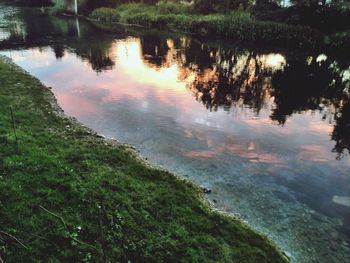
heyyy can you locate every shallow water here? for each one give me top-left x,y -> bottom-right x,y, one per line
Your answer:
1,5 -> 350,263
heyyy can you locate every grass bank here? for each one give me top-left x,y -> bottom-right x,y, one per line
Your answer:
89,3 -> 322,49
0,56 -> 288,262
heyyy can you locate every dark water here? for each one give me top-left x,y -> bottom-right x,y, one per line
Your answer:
1,5 -> 350,263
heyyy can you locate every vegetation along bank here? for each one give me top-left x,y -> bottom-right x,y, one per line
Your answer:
86,0 -> 350,51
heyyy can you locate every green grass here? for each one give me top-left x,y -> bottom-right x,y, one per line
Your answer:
89,3 -> 321,48
0,56 -> 288,262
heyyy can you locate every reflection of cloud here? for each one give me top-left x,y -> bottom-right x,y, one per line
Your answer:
316,54 -> 327,63
185,150 -> 217,159
56,92 -> 101,119
308,122 -> 333,134
55,84 -> 109,119
8,48 -> 52,66
263,53 -> 286,71
238,152 -> 284,164
112,38 -> 195,93
298,145 -> 333,162
184,141 -> 284,165
248,141 -> 255,151
243,117 -> 274,126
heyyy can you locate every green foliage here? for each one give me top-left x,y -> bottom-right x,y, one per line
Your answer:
0,58 -> 289,262
51,0 -> 66,13
90,7 -> 120,22
253,5 -> 350,32
193,0 -> 250,14
157,0 -> 194,14
89,4 -> 321,48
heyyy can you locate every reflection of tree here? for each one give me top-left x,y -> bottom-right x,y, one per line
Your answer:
186,50 -> 270,113
332,101 -> 350,159
138,37 -> 350,158
52,44 -> 65,59
173,41 -> 286,113
1,8 -> 116,72
72,40 -> 115,72
270,58 -> 347,125
141,34 -> 169,68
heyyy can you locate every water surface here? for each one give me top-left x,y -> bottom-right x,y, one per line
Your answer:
1,5 -> 350,263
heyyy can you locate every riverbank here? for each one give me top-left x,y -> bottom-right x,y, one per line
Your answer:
89,3 -> 320,49
88,3 -> 349,52
0,55 -> 288,262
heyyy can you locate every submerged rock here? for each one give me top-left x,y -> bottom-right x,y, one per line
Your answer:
332,196 -> 350,207
201,187 -> 212,194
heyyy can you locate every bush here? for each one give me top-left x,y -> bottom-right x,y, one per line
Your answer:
191,15 -> 228,36
90,7 -> 120,22
157,1 -> 194,14
193,0 -> 250,14
253,5 -> 350,32
171,14 -> 195,30
251,21 -> 321,47
51,0 -> 65,13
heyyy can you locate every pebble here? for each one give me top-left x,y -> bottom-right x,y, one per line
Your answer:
201,187 -> 212,194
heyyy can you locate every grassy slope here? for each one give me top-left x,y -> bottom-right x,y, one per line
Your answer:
0,57 -> 288,262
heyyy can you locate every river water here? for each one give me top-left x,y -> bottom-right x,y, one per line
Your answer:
1,5 -> 350,263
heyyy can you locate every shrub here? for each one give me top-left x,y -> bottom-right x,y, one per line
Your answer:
157,1 -> 194,14
51,0 -> 65,13
253,5 -> 350,32
251,21 -> 320,47
193,0 -> 250,14
90,7 -> 120,22
191,15 -> 228,36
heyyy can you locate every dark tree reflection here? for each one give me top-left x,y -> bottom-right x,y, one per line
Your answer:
1,8 -> 116,72
138,37 -> 350,157
270,57 -> 348,125
73,41 -> 115,72
185,49 -> 272,113
141,34 -> 169,68
332,101 -> 350,159
53,44 -> 65,59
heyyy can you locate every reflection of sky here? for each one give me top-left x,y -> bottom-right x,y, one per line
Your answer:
1,41 -> 350,204
2,42 -> 349,169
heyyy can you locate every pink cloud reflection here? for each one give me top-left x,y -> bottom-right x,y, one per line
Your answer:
185,141 -> 284,165
298,145 -> 333,162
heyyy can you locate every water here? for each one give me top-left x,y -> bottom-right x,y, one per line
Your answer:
1,5 -> 350,263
